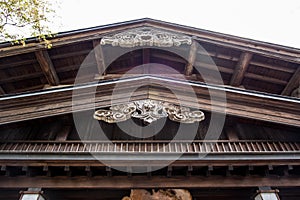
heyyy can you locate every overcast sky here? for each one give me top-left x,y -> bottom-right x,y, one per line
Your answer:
56,0 -> 300,48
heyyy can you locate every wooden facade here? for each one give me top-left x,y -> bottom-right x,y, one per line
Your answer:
0,18 -> 299,199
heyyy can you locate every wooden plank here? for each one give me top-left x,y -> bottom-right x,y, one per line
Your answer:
281,67 -> 300,95
0,19 -> 299,65
0,76 -> 300,126
0,175 -> 299,188
35,50 -> 60,86
230,52 -> 253,86
93,39 -> 106,76
244,73 -> 288,85
184,41 -> 197,76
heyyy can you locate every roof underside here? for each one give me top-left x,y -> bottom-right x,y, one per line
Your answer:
0,18 -> 299,97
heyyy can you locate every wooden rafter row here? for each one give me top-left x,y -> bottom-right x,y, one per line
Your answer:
230,52 -> 253,86
281,67 -> 300,96
35,50 -> 59,86
93,39 -> 106,76
184,40 -> 197,76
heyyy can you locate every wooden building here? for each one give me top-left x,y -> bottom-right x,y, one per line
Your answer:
0,18 -> 299,199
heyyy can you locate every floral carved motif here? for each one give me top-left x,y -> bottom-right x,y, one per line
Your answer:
100,27 -> 192,48
93,100 -> 205,124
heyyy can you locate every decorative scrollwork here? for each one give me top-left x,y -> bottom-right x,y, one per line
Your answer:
100,27 -> 192,48
94,100 -> 204,124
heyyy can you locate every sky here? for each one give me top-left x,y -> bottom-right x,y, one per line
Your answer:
55,0 -> 300,48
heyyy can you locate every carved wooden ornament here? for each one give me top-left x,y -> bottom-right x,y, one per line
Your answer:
100,27 -> 192,47
94,100 -> 205,124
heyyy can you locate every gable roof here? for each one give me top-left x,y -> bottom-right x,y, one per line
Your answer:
0,18 -> 299,98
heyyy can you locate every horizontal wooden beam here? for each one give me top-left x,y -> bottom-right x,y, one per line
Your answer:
281,67 -> 300,95
1,159 -> 300,169
0,175 -> 299,188
230,52 -> 252,86
0,76 -> 299,126
35,50 -> 60,86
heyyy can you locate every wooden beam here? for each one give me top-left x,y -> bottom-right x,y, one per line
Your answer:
35,50 -> 59,86
244,73 -> 287,85
230,52 -> 253,86
0,175 -> 299,188
184,41 -> 197,76
281,67 -> 300,96
1,76 -> 300,126
93,39 -> 106,76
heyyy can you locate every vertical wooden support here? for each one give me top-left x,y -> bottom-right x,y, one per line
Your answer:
93,39 -> 106,76
35,50 -> 59,86
230,52 -> 253,86
184,40 -> 198,76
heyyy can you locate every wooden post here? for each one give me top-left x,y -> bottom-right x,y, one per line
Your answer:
230,52 -> 253,86
184,40 -> 197,76
93,39 -> 106,76
35,50 -> 59,86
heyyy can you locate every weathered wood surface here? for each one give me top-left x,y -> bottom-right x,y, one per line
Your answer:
184,40 -> 197,76
0,175 -> 299,188
0,76 -> 299,126
0,140 -> 298,154
0,19 -> 299,64
35,50 -> 60,86
230,52 -> 252,86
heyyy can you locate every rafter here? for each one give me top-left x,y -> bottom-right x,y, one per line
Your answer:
230,52 -> 253,86
184,40 -> 197,76
281,67 -> 300,96
93,39 -> 106,76
35,50 -> 59,86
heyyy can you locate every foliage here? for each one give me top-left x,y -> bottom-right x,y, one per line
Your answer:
0,0 -> 58,48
